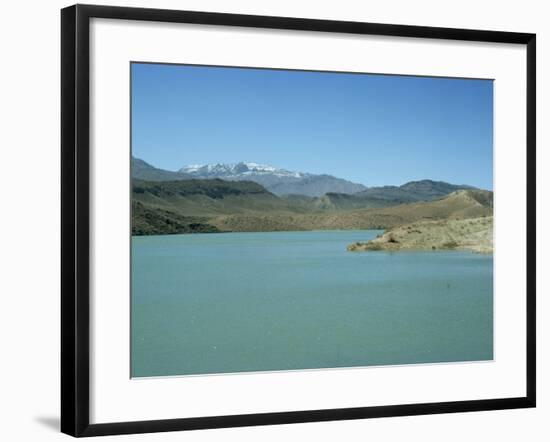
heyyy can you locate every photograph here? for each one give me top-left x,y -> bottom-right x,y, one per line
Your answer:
130,62 -> 494,378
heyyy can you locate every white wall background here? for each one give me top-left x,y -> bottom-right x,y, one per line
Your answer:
0,0 -> 546,440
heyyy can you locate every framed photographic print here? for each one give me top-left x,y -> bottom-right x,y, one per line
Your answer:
61,4 -> 536,437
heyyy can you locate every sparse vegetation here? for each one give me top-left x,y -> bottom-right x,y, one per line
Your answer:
131,176 -> 493,238
441,240 -> 459,249
132,201 -> 221,235
347,216 -> 493,254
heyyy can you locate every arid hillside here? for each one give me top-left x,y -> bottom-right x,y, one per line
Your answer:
210,190 -> 493,232
132,174 -> 493,236
347,216 -> 493,253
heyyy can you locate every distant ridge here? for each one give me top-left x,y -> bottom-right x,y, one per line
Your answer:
316,180 -> 478,211
353,179 -> 476,204
132,157 -> 481,201
179,161 -> 367,197
132,156 -> 191,181
180,162 -> 304,179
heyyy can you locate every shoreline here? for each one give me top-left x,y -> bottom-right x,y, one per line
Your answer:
347,216 -> 493,254
131,228 -> 386,239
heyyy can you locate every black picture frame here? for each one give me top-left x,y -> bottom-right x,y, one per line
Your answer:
61,4 -> 536,437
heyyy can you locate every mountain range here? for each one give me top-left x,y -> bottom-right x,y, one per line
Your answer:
132,157 -> 366,197
178,162 -> 367,197
130,156 -> 491,236
132,157 -> 477,200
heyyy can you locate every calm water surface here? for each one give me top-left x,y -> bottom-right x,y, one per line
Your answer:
131,230 -> 493,377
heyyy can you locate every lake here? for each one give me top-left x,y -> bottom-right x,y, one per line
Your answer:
131,230 -> 493,377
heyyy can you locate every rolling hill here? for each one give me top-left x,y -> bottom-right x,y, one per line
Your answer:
132,178 -> 308,234
210,190 -> 493,232
316,180 -> 477,210
132,178 -> 305,216
132,174 -> 493,235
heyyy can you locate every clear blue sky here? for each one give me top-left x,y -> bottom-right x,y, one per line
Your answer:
131,63 -> 493,189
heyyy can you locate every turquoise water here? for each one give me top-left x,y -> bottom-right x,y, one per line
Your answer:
131,230 -> 493,377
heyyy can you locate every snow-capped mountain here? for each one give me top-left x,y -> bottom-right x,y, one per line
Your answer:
178,162 -> 367,197
180,162 -> 307,179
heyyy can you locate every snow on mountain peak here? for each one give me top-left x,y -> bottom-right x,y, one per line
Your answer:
179,162 -> 307,179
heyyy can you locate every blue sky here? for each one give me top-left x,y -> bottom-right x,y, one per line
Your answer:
131,63 -> 493,189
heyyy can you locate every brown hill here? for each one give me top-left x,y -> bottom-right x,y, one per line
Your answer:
362,189 -> 493,224
347,216 -> 493,253
132,176 -> 493,234
209,190 -> 493,232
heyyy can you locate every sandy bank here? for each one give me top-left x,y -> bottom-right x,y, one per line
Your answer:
347,216 -> 493,254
